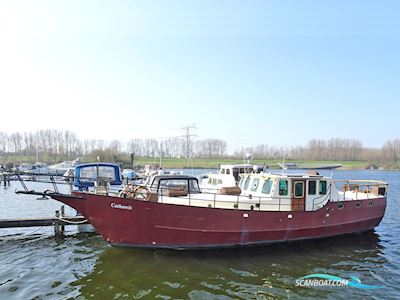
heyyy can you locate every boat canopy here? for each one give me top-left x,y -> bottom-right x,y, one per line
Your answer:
74,163 -> 122,190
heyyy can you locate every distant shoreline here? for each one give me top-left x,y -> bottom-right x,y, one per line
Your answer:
2,155 -> 398,170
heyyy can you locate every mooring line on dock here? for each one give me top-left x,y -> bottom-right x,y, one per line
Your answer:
54,216 -> 88,225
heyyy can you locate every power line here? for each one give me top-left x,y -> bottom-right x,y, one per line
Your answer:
181,124 -> 197,159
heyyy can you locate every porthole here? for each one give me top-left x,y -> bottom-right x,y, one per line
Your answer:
368,201 -> 373,206
356,202 -> 361,208
338,203 -> 344,209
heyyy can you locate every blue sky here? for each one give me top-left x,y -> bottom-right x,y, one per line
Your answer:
0,0 -> 399,151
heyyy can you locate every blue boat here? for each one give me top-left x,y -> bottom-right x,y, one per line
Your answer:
74,163 -> 122,191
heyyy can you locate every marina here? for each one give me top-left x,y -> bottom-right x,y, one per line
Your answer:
0,169 -> 399,299
1,1 -> 400,298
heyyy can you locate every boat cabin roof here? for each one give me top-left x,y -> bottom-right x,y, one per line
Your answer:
240,172 -> 325,180
219,164 -> 266,173
147,174 -> 201,193
220,164 -> 253,169
148,174 -> 199,186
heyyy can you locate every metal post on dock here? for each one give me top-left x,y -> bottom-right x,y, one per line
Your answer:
3,173 -> 11,186
54,210 -> 60,236
60,206 -> 65,235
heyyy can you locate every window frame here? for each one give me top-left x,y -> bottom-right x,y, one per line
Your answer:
261,179 -> 273,195
250,178 -> 260,192
319,180 -> 327,195
243,176 -> 251,190
308,180 -> 316,195
279,179 -> 288,196
294,181 -> 304,198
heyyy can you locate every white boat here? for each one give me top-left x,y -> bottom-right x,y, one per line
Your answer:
48,158 -> 80,176
200,163 -> 267,193
15,163 -> 33,173
25,162 -> 49,175
122,168 -> 138,180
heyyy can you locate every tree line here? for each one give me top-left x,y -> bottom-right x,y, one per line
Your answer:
0,130 -> 399,163
234,138 -> 400,163
0,130 -> 227,160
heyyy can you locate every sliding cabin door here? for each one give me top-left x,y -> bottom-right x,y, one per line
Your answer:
291,180 -> 306,211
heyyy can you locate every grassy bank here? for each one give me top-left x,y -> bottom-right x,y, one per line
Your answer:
4,154 -> 399,170
131,158 -> 370,169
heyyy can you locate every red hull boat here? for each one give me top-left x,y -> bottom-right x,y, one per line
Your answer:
51,185 -> 386,249
17,165 -> 388,249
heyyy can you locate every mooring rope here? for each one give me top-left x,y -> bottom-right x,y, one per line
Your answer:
55,217 -> 88,225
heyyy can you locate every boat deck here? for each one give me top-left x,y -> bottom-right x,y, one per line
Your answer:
158,193 -> 296,211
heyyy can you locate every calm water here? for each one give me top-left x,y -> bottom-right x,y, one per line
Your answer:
0,170 -> 399,299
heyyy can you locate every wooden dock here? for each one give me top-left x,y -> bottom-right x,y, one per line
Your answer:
0,206 -> 88,236
0,216 -> 87,228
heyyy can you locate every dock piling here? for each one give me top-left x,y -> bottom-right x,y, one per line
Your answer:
54,210 -> 61,236
54,205 -> 65,237
60,206 -> 65,235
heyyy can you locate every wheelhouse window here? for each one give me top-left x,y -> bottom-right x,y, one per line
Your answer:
226,169 -> 230,174
308,180 -> 316,195
294,181 -> 304,198
319,181 -> 327,194
378,187 -> 386,196
279,180 -> 288,196
243,176 -> 251,190
80,166 -> 116,182
261,179 -> 272,195
250,178 -> 260,192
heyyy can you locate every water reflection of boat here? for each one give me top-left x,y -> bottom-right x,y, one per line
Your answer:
73,231 -> 386,299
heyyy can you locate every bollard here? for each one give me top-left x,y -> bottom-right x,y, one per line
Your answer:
60,206 -> 65,235
54,210 -> 60,236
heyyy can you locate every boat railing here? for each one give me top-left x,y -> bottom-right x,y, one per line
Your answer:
312,183 -> 333,210
311,180 -> 388,210
157,187 -> 291,212
14,171 -> 124,195
334,179 -> 388,201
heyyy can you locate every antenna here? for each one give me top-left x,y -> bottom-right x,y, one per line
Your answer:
245,153 -> 253,164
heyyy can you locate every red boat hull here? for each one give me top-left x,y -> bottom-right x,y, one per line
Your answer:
52,192 -> 386,249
